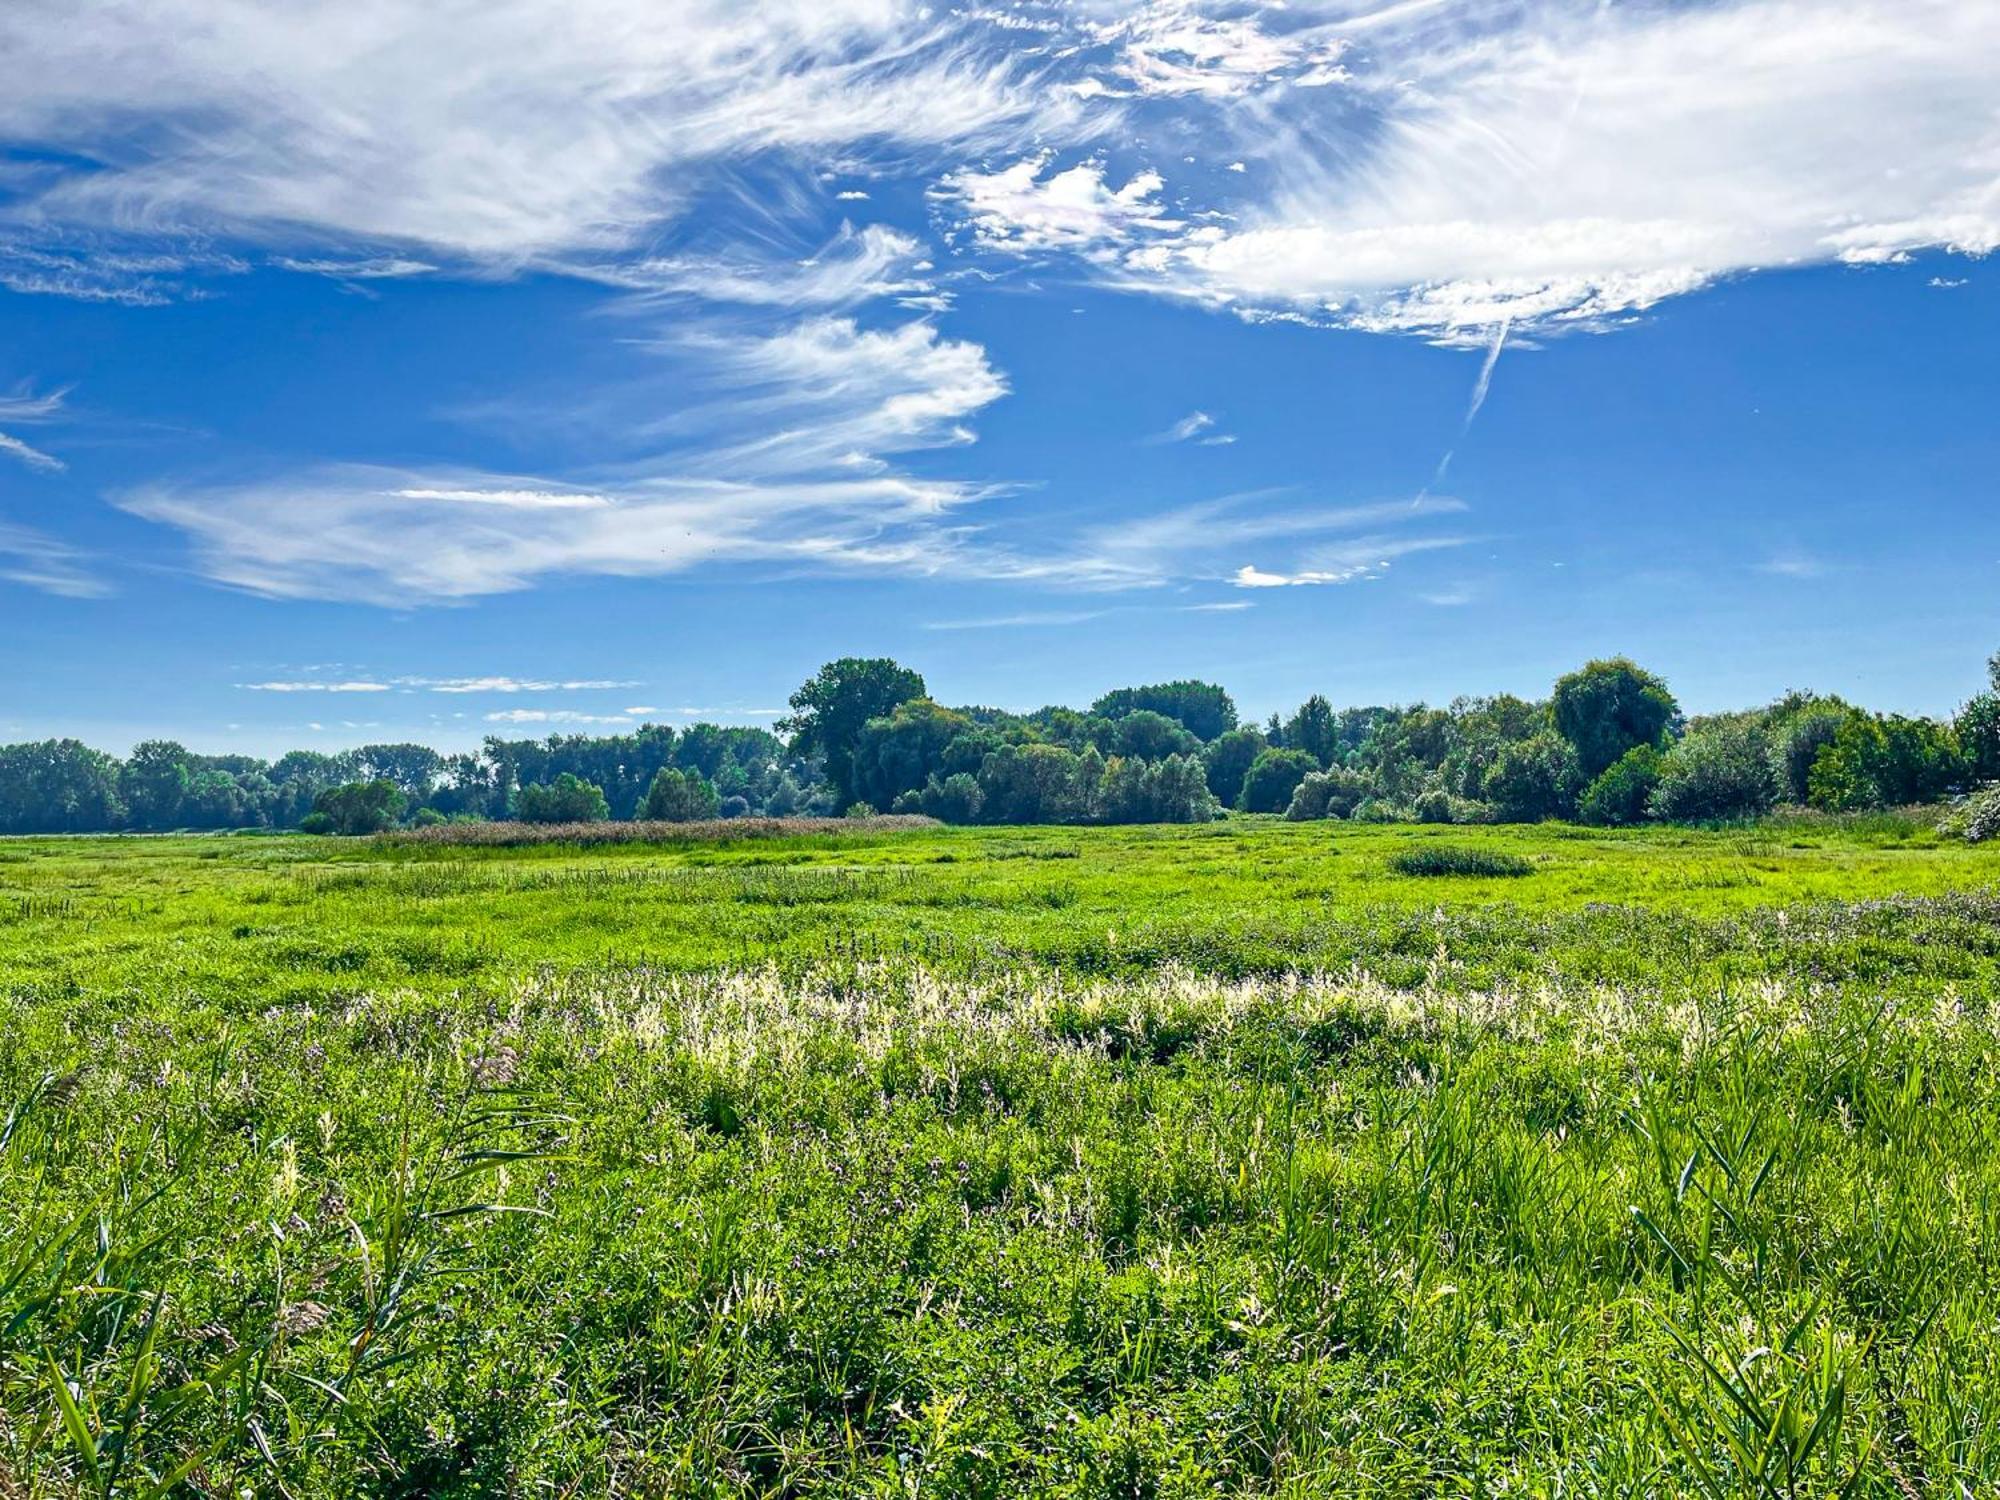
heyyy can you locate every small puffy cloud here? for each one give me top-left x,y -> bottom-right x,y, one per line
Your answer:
239,680 -> 392,692
938,155 -> 1179,255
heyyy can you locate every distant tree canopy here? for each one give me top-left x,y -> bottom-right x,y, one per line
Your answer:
515,772 -> 610,824
642,766 -> 720,823
1090,680 -> 1237,743
0,649 -> 1990,837
305,780 -> 404,836
1552,658 -> 1680,778
781,657 -> 927,808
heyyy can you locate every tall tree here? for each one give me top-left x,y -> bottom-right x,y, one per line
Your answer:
781,658 -> 926,808
1090,681 -> 1237,742
1285,695 -> 1338,767
119,740 -> 195,830
1551,658 -> 1680,779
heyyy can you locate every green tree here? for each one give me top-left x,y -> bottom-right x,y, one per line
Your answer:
1482,733 -> 1583,822
1551,658 -> 1679,779
1578,744 -> 1664,826
0,739 -> 125,833
1807,713 -> 1965,810
1111,709 -> 1200,762
976,744 -> 1084,823
782,658 -> 926,808
1284,694 -> 1338,767
1956,693 -> 2000,783
1239,748 -> 1318,814
642,766 -> 720,822
852,699 -> 971,811
309,779 -> 405,835
1286,766 -> 1375,821
1201,727 -> 1267,807
1652,722 -> 1780,822
120,740 -> 195,830
516,772 -> 611,823
1090,681 -> 1237,742
1770,704 -> 1849,803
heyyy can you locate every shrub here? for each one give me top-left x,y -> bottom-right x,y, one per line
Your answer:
1651,722 -> 1779,822
1578,744 -> 1663,826
719,795 -> 750,819
1808,712 -> 1965,811
1414,788 -> 1454,824
1960,694 -> 2000,783
298,811 -> 335,836
919,772 -> 985,824
1239,748 -> 1319,814
642,767 -> 719,822
1953,784 -> 2000,844
309,779 -> 405,835
1286,767 -> 1374,821
517,772 -> 611,824
1389,845 -> 1534,877
408,806 -> 447,828
1482,733 -> 1583,822
1771,706 -> 1847,803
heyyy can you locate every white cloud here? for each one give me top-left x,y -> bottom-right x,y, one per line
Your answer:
607,224 -> 930,308
1163,411 -> 1213,442
0,384 -> 67,472
118,315 -> 1014,604
409,676 -> 639,694
275,256 -> 435,280
485,709 -> 635,725
239,680 -> 391,692
1084,4 -> 1349,100
0,523 -> 112,598
938,155 -> 1179,255
924,609 -> 1112,630
954,0 -> 2000,340
0,0 -> 1080,269
1231,532 -> 1471,588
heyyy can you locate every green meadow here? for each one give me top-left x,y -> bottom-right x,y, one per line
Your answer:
3,818 -> 1999,1495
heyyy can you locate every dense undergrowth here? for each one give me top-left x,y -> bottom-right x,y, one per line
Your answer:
1,820 -> 1997,1495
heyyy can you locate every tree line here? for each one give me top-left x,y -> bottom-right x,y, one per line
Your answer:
2,650 -> 1997,835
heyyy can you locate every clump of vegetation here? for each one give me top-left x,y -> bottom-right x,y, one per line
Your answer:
385,813 -> 939,846
1943,783 -> 2000,843
1388,843 -> 1535,877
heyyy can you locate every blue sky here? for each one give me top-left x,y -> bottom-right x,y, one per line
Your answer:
1,0 -> 1996,757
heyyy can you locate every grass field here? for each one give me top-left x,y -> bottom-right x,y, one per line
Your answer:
2,818 -> 1998,1495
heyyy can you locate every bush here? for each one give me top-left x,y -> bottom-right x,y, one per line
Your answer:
1286,767 -> 1374,821
1578,745 -> 1663,826
1414,788 -> 1454,824
1807,712 -> 1965,811
298,811 -> 335,836
1771,706 -> 1847,803
1650,722 -> 1779,822
517,772 -> 611,824
1239,748 -> 1319,814
1482,733 -> 1583,823
1389,845 -> 1534,877
919,772 -> 985,824
1951,784 -> 2000,844
719,795 -> 750,819
308,779 -> 404,835
642,767 -> 719,822
409,806 -> 447,828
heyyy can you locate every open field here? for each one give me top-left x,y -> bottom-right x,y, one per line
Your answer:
3,819 -> 1999,1494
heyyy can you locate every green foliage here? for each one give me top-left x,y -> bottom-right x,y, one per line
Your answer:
514,771 -> 611,824
1579,743 -> 1664,826
1089,680 -> 1237,742
0,739 -> 125,834
1957,784 -> 2000,843
919,771 -> 985,824
1110,709 -> 1200,761
1552,657 -> 1679,777
1482,732 -> 1583,822
1652,722 -> 1781,822
1388,843 -> 1534,876
1238,747 -> 1318,813
852,698 -> 973,811
1286,766 -> 1376,821
1285,693 -> 1338,766
641,766 -> 720,822
782,657 -> 927,806
309,779 -> 406,835
1956,693 -> 2000,783
1770,704 -> 1849,803
1808,712 -> 1966,811
1200,727 -> 1266,807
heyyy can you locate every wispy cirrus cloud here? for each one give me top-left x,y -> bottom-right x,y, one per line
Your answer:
0,385 -> 68,473
118,315 -> 1015,604
0,522 -> 112,598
